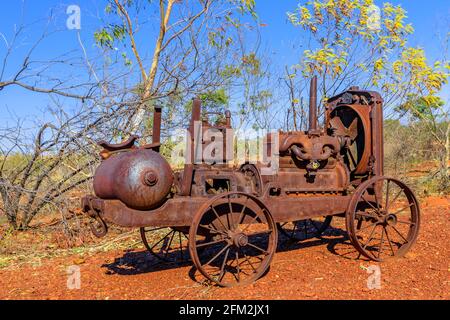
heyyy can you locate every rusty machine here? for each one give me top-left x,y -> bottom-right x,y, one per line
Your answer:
82,77 -> 420,287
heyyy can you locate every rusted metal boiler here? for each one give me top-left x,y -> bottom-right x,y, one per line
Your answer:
82,77 -> 420,287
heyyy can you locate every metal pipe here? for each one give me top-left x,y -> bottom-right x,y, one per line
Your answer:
191,98 -> 201,124
309,76 -> 318,132
180,97 -> 201,196
153,106 -> 162,145
225,110 -> 231,128
191,98 -> 202,164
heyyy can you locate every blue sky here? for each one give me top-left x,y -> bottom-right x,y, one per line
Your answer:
0,0 -> 449,122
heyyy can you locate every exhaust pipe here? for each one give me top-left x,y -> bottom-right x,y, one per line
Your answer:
180,97 -> 201,196
309,76 -> 318,132
153,106 -> 162,145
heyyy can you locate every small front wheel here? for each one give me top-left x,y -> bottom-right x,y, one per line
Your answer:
346,176 -> 420,261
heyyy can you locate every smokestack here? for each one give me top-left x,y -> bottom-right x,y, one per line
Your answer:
191,97 -> 203,164
191,98 -> 201,124
309,76 -> 317,132
152,106 -> 162,145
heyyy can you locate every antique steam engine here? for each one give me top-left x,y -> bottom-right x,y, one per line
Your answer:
82,77 -> 420,287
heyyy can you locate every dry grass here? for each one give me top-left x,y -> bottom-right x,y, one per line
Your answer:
0,216 -> 142,270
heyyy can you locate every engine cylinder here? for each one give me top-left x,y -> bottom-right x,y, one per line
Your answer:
93,149 -> 173,210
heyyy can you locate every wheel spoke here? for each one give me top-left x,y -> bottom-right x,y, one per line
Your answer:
235,251 -> 241,282
149,229 -> 174,251
211,205 -> 229,231
356,217 -> 363,230
218,247 -> 230,282
387,188 -> 404,211
246,242 -> 269,255
385,180 -> 390,211
362,224 -> 378,250
239,248 -> 257,273
396,220 -> 415,226
355,210 -> 378,219
290,222 -> 297,238
383,226 -> 396,256
391,203 -> 414,216
227,195 -> 236,229
378,227 -> 385,259
361,195 -> 379,212
199,224 -> 227,236
163,230 -> 176,258
196,238 -> 226,248
241,210 -> 263,233
203,244 -> 231,267
236,197 -> 249,226
389,225 -> 409,243
373,183 -> 381,211
355,220 -> 378,234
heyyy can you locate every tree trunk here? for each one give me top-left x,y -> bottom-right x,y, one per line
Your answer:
130,0 -> 175,133
0,187 -> 18,230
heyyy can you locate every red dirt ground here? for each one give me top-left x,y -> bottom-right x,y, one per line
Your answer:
0,196 -> 448,300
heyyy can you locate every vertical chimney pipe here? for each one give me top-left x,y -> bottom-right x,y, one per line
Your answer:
309,76 -> 318,132
180,97 -> 201,196
191,98 -> 201,124
152,106 -> 162,145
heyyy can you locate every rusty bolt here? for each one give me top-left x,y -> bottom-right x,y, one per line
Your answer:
143,170 -> 158,186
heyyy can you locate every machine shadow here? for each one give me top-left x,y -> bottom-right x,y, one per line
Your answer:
101,250 -> 193,276
277,224 -> 370,261
277,224 -> 347,253
102,223 -> 367,279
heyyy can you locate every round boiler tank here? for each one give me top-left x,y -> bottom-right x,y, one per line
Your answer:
93,149 -> 173,210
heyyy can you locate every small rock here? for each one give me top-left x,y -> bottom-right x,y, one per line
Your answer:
73,258 -> 85,265
405,252 -> 417,259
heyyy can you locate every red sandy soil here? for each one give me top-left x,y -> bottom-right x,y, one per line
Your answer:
0,196 -> 448,300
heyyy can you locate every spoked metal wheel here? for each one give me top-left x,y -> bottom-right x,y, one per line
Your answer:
346,176 -> 420,261
277,216 -> 333,242
140,227 -> 190,263
189,192 -> 277,287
